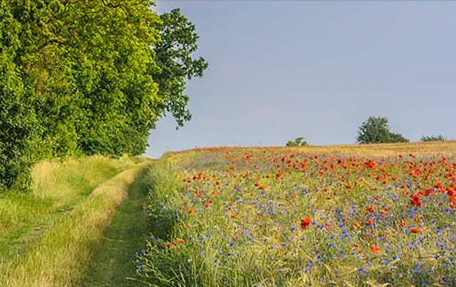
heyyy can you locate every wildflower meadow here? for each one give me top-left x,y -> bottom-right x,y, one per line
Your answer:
137,144 -> 456,287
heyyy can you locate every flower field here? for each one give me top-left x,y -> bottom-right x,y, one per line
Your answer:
138,143 -> 456,286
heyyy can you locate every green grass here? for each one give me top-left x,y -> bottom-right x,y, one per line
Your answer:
81,167 -> 152,287
0,155 -> 151,287
0,156 -> 137,244
137,144 -> 456,287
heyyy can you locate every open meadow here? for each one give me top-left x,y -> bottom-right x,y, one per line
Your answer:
1,142 -> 456,287
2,1 -> 455,286
138,142 -> 456,287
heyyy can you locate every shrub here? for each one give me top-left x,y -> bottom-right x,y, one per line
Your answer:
286,137 -> 308,147
0,49 -> 38,190
421,135 -> 445,142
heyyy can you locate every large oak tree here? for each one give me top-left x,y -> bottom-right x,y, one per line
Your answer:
0,1 -> 207,189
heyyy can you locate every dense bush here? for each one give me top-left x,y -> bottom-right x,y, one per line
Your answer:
0,68 -> 37,190
286,136 -> 308,147
421,135 -> 445,142
0,7 -> 38,189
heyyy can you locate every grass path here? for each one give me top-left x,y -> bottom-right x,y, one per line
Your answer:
0,181 -> 116,263
81,168 -> 150,287
0,162 -> 150,287
0,156 -> 139,274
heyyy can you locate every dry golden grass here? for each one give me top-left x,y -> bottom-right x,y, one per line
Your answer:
32,155 -> 137,200
168,141 -> 456,160
0,155 -> 137,237
0,161 -> 151,287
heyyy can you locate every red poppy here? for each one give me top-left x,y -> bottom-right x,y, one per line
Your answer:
301,218 -> 311,229
369,244 -> 380,254
410,226 -> 421,233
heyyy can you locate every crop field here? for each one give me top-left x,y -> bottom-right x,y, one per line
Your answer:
139,142 -> 456,287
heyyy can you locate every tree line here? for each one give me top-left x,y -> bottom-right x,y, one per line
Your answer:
0,1 -> 207,190
287,116 -> 447,147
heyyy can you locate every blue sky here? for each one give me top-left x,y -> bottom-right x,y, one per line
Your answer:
146,1 -> 456,158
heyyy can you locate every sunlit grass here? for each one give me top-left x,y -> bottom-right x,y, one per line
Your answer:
138,142 -> 456,287
0,155 -> 137,236
80,167 -> 152,287
0,155 -> 150,287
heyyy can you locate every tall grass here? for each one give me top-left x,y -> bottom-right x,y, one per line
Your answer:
0,160 -> 150,287
0,155 -> 137,236
0,155 -> 150,286
32,155 -> 136,199
138,143 -> 456,286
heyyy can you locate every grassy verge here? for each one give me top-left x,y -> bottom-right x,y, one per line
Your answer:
81,167 -> 151,287
0,155 -> 138,262
0,159 -> 150,287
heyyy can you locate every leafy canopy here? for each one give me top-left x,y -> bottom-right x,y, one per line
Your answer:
152,8 -> 208,128
357,117 -> 409,144
0,1 -> 207,189
286,137 -> 308,147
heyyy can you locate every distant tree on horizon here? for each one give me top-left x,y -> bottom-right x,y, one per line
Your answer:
357,117 -> 409,144
421,135 -> 445,142
286,137 -> 308,147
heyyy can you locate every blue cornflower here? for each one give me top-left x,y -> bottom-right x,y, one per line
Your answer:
412,269 -> 421,274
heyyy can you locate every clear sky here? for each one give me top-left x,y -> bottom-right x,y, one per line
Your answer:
146,1 -> 456,158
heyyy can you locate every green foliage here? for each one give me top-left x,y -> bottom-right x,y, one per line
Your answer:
357,116 -> 409,144
70,0 -> 163,155
286,136 -> 308,147
388,132 -> 409,143
0,2 -> 38,190
0,1 -> 207,188
421,135 -> 445,142
152,8 -> 209,127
